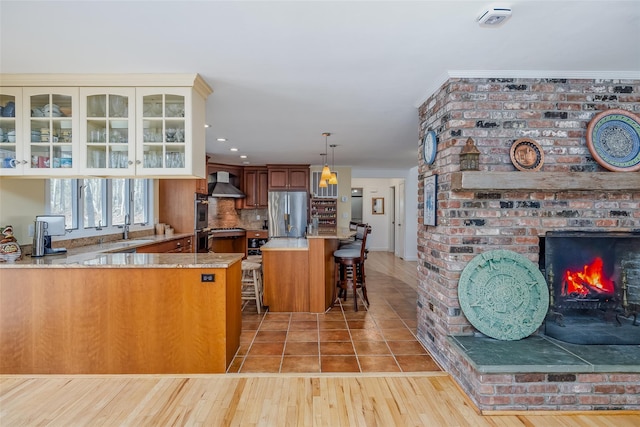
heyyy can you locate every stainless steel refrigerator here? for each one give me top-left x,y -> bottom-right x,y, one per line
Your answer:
268,191 -> 308,238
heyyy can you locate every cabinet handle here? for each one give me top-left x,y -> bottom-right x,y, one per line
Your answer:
136,160 -> 142,165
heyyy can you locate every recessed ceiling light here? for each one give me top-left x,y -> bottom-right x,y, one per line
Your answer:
216,138 -> 227,142
242,161 -> 251,165
240,155 -> 247,159
477,6 -> 512,26
230,147 -> 238,152
204,124 -> 211,128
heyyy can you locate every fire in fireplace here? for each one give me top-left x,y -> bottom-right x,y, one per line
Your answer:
544,231 -> 640,345
562,257 -> 614,298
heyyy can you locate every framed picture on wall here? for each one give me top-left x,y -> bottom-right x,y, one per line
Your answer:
424,174 -> 437,226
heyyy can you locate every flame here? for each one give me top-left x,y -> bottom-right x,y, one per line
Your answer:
562,257 -> 614,297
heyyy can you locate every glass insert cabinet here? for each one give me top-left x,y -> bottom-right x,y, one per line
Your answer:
0,88 -> 21,171
80,88 -> 135,174
136,88 -> 190,173
0,74 -> 211,178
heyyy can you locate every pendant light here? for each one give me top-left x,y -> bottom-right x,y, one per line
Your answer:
320,132 -> 332,182
319,153 -> 328,188
328,144 -> 338,185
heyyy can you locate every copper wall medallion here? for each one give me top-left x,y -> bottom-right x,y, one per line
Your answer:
510,138 -> 544,171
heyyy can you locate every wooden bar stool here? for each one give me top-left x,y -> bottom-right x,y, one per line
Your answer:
332,224 -> 370,311
241,260 -> 263,313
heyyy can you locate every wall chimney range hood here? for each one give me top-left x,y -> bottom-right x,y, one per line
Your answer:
208,171 -> 246,198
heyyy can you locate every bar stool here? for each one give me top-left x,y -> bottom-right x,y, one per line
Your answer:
241,260 -> 263,313
333,224 -> 370,311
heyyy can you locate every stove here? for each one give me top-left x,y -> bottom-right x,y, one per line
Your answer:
208,228 -> 246,238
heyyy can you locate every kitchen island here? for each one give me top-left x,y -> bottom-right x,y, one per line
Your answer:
0,252 -> 242,374
261,229 -> 354,313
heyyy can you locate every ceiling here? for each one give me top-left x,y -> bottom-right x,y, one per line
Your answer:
1,1 -> 639,171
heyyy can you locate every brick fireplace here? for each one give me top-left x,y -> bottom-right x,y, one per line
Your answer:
417,77 -> 640,411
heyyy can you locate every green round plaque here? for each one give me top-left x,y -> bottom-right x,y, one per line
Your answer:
458,250 -> 549,341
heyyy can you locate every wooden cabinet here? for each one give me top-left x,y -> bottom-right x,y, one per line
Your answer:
195,176 -> 207,194
136,236 -> 192,253
0,261 -> 241,374
267,165 -> 309,191
245,229 -> 268,257
311,198 -> 337,234
158,157 -> 209,239
242,167 -> 268,208
159,179 -> 199,237
0,74 -> 212,178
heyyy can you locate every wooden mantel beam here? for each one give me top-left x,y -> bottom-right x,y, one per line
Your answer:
450,171 -> 640,191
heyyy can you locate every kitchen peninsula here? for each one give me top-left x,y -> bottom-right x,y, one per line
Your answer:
0,252 -> 242,374
261,229 -> 354,313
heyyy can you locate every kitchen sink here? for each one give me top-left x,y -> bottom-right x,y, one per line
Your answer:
105,239 -> 157,252
126,239 -> 156,245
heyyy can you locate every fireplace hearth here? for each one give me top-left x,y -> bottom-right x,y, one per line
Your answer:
544,231 -> 640,345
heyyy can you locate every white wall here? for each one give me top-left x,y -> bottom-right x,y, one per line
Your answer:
351,167 -> 418,261
0,179 -> 46,244
351,178 -> 391,251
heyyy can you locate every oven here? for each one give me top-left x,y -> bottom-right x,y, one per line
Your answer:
194,193 -> 210,253
194,193 -> 209,231
194,229 -> 210,253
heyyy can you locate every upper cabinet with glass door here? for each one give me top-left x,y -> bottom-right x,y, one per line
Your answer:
22,87 -> 79,176
0,88 -> 22,176
0,74 -> 211,178
136,88 -> 192,176
79,88 -> 135,175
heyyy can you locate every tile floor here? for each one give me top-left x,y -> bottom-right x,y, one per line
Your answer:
228,255 -> 442,373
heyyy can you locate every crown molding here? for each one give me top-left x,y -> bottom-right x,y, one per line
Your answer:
0,73 -> 213,97
414,70 -> 640,108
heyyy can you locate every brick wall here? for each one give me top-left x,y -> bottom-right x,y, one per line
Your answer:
416,77 -> 640,411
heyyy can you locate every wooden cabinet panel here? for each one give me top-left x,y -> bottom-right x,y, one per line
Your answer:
0,265 -> 241,374
262,250 -> 309,312
267,167 -> 288,190
159,155 -> 209,236
267,165 -> 309,191
288,168 -> 309,190
245,230 -> 268,257
242,167 -> 268,208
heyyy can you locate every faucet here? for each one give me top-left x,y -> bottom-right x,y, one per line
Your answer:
123,214 -> 130,240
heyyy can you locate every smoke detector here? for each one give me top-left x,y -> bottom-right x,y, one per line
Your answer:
477,7 -> 512,26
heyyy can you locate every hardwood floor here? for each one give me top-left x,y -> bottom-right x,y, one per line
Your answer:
2,252 -> 638,426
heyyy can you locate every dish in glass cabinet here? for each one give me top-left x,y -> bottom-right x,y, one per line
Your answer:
586,109 -> 640,172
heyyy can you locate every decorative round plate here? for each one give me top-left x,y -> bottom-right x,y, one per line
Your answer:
422,131 -> 437,165
510,138 -> 544,171
586,109 -> 640,172
458,250 -> 549,341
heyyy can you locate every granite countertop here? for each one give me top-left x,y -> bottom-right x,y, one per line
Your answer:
306,228 -> 356,240
261,238 -> 309,250
2,252 -> 242,269
1,233 -> 243,268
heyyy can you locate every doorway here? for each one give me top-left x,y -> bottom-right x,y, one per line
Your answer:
351,188 -> 363,223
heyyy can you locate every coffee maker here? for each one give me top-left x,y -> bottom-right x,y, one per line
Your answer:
33,215 -> 67,257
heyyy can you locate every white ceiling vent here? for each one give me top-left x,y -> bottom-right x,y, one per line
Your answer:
477,7 -> 512,26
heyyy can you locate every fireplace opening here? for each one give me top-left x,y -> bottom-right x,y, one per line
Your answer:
543,231 -> 640,345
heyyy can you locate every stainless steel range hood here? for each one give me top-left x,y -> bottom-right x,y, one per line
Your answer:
208,171 -> 246,198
